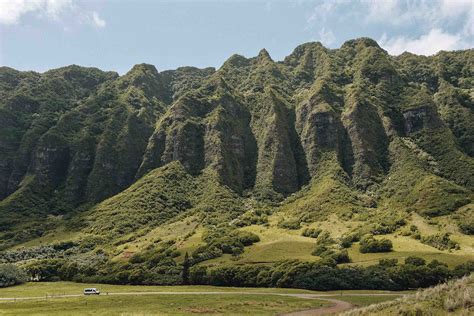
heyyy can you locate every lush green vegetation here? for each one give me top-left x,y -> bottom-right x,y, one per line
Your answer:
191,258 -> 473,291
0,264 -> 27,288
0,40 -> 472,294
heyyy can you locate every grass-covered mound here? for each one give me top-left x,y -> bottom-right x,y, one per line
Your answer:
343,273 -> 473,315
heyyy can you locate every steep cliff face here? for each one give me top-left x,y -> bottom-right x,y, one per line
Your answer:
0,40 -> 473,248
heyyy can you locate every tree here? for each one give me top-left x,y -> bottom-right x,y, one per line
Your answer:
0,264 -> 27,287
182,252 -> 190,285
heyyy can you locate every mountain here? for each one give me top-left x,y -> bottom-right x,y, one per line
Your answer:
0,39 -> 473,287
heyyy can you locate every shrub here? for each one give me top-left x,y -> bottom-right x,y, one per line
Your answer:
329,249 -> 351,264
311,231 -> 335,256
458,222 -> 474,235
302,228 -> 322,238
405,256 -> 426,266
340,232 -> 360,248
192,230 -> 260,263
235,231 -> 260,246
379,258 -> 398,267
420,233 -> 459,250
359,235 -> 393,253
278,219 -> 301,230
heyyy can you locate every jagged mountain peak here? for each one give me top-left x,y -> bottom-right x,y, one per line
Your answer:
256,48 -> 273,62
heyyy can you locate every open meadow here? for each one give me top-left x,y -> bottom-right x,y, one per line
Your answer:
0,282 -> 407,315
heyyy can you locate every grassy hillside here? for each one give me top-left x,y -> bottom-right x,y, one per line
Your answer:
343,274 -> 473,315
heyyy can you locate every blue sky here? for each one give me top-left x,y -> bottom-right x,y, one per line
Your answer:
1,0 -> 473,74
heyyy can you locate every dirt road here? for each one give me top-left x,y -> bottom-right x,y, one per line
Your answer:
281,297 -> 353,315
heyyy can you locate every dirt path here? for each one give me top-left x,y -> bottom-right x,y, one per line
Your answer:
281,297 -> 353,316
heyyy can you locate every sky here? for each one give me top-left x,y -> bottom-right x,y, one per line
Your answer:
0,0 -> 473,74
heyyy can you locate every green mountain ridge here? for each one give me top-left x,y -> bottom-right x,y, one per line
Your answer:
0,39 -> 473,287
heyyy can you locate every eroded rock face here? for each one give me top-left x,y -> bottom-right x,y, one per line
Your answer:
32,134 -> 70,186
403,106 -> 443,134
62,139 -> 95,206
296,85 -> 347,177
342,100 -> 389,188
204,99 -> 257,193
163,120 -> 205,175
252,90 -> 302,195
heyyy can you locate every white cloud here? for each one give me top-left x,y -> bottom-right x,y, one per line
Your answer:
306,1 -> 473,30
363,0 -> 473,27
0,0 -> 72,24
92,11 -> 105,28
439,0 -> 473,18
379,28 -> 468,56
318,27 -> 336,46
306,0 -> 348,27
0,0 -> 106,29
362,0 -> 399,23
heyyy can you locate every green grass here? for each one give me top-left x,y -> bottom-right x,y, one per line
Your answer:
200,225 -> 318,265
0,282 -> 413,298
0,282 -> 324,298
343,274 -> 474,315
0,294 -> 328,316
0,282 -> 413,315
200,215 -> 473,268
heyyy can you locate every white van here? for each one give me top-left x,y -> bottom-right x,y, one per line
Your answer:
83,288 -> 100,295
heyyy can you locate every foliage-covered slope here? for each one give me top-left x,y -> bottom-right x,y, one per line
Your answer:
0,40 -> 473,286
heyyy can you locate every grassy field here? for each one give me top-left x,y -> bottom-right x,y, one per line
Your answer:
0,282 -> 409,298
0,282 -> 411,315
0,294 -> 327,315
0,282 -> 317,298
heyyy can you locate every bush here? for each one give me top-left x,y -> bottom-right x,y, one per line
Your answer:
458,222 -> 474,235
379,258 -> 398,267
278,219 -> 301,230
340,232 -> 360,248
405,256 -> 426,266
311,231 -> 335,256
420,233 -> 459,250
359,235 -> 393,253
329,250 -> 351,264
0,264 -> 27,287
236,231 -> 260,246
302,228 -> 322,238
192,230 -> 260,263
